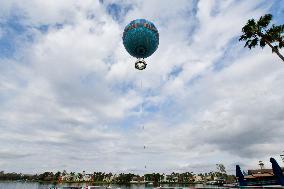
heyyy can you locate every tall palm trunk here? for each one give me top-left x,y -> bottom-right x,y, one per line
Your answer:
261,35 -> 284,62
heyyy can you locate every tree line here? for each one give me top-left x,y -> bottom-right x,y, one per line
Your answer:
0,170 -> 235,184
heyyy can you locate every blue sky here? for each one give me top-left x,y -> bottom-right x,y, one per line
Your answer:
0,0 -> 284,174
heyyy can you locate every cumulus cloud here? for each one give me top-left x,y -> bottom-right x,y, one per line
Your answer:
0,0 -> 283,174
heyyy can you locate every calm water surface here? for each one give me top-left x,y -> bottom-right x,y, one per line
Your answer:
0,182 -> 230,189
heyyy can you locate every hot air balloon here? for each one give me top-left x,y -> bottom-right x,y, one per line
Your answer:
122,19 -> 159,70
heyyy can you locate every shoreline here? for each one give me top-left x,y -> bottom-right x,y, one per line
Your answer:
0,180 -> 201,185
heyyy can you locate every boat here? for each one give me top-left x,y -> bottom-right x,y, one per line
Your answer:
50,186 -> 110,189
206,178 -> 226,185
236,157 -> 284,187
223,183 -> 238,187
154,187 -> 183,189
49,187 -> 82,189
83,186 -> 111,189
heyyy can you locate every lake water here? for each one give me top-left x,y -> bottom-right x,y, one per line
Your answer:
0,182 -> 231,189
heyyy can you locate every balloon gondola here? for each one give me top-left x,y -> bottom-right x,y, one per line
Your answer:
122,19 -> 159,70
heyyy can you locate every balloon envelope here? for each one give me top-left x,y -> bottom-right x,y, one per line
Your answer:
123,19 -> 159,59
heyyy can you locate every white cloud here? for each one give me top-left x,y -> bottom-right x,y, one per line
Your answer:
0,0 -> 283,174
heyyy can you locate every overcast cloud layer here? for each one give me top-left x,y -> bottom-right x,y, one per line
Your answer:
0,0 -> 284,174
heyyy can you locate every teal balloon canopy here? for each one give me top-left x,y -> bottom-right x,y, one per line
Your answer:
123,19 -> 159,59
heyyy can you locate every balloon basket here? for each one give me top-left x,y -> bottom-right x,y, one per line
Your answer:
135,59 -> 147,70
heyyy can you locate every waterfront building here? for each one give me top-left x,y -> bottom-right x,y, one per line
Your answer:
193,175 -> 203,182
236,158 -> 284,187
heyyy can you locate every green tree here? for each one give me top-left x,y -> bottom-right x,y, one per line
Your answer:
77,173 -> 83,181
62,170 -> 67,176
216,164 -> 226,174
70,172 -> 75,181
38,172 -> 54,181
239,14 -> 284,62
115,173 -> 135,184
93,172 -> 106,182
54,171 -> 61,181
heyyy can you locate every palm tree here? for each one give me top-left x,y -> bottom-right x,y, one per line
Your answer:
239,14 -> 284,62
